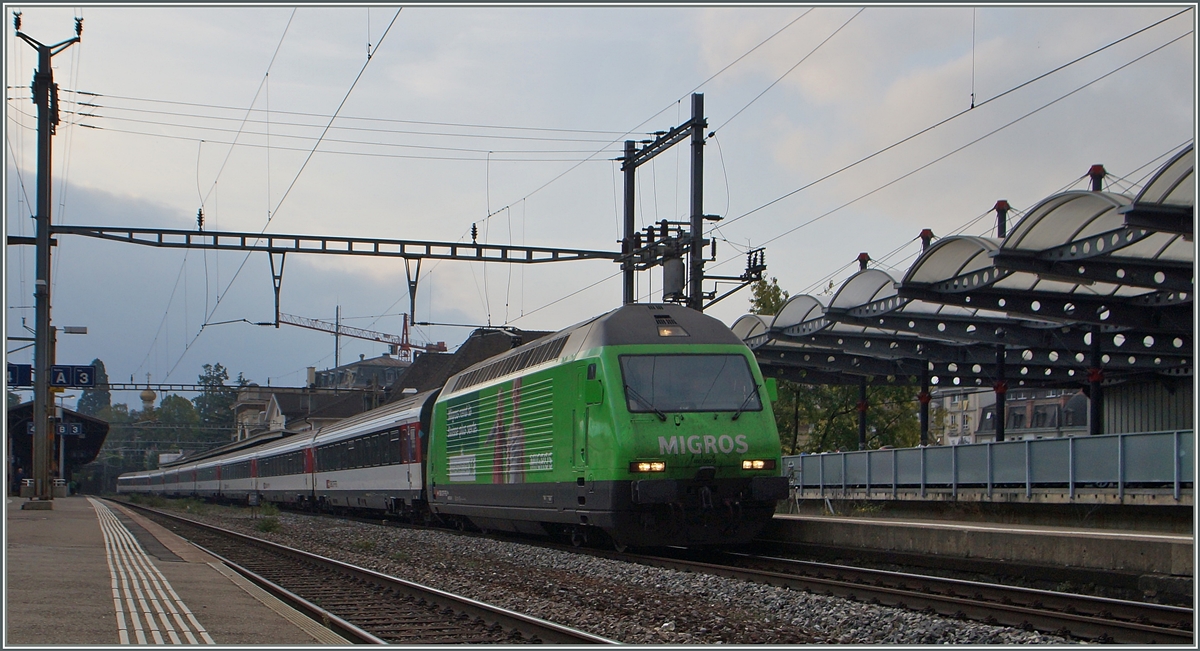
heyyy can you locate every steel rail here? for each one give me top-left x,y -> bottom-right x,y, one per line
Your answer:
612,547 -> 1192,644
122,502 -> 616,645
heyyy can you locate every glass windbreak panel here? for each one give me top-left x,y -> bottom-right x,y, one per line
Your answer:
619,354 -> 761,413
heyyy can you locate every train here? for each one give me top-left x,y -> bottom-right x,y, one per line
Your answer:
118,303 -> 790,548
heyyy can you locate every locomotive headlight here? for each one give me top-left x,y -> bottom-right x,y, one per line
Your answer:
630,461 -> 666,473
742,459 -> 776,470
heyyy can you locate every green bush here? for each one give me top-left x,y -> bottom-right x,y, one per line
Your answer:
255,516 -> 281,533
259,502 -> 279,517
351,539 -> 375,552
177,498 -> 209,515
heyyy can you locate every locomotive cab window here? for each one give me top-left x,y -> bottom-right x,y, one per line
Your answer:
619,354 -> 761,414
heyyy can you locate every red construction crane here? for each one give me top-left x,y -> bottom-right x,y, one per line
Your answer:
277,312 -> 446,362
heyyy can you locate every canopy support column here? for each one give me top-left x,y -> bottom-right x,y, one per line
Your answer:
857,377 -> 868,450
918,368 -> 930,446
1088,327 -> 1104,436
994,345 -> 1007,442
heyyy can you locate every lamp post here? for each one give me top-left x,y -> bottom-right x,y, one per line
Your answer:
55,394 -> 75,481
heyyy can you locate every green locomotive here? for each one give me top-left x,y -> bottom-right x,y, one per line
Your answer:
427,303 -> 788,548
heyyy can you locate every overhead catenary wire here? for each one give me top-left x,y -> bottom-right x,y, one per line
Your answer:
34,115 -> 620,161
784,137 -> 1191,300
703,31 -> 1192,286
163,8 -> 403,382
473,7 -> 814,226
135,8 -> 296,382
711,8 -> 1193,235
483,10 -> 1194,325
710,7 -> 864,136
55,88 -> 636,137
56,99 -> 630,145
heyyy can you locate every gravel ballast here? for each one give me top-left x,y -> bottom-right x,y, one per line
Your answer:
155,503 -> 1073,645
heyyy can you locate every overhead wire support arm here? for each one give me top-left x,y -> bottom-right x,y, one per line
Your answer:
702,247 -> 766,310
620,119 -> 699,171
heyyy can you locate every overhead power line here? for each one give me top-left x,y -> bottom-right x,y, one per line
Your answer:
56,87 -> 636,136
713,8 -> 1192,234
701,30 -> 1192,287
56,98 -> 627,144
57,111 -> 623,156
163,9 -> 406,382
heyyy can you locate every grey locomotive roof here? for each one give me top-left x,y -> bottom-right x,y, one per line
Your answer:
441,304 -> 745,397
568,303 -> 745,350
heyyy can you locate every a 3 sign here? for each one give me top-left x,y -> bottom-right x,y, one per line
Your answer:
6,364 -> 95,387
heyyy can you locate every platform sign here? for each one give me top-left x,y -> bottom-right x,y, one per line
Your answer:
56,422 -> 84,436
7,363 -> 33,387
48,364 -> 96,387
73,366 -> 95,387
27,422 -> 83,436
49,365 -> 72,387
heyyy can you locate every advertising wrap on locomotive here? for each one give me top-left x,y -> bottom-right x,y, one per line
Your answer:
119,304 -> 788,548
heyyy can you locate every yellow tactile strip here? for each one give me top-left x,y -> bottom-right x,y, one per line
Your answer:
90,498 -> 216,645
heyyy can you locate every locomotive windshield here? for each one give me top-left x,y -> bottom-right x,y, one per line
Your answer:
619,354 -> 762,414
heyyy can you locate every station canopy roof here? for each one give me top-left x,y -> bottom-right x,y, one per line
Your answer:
735,144 -> 1194,390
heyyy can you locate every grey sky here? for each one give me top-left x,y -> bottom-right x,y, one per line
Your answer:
5,4 -> 1195,409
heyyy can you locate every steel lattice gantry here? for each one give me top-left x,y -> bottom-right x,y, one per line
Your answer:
47,226 -> 620,263
46,226 -> 623,324
732,144 -> 1194,441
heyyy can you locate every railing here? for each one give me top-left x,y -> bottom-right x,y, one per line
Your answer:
783,430 -> 1194,501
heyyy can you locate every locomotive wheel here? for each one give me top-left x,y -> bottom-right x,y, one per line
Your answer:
570,528 -> 586,547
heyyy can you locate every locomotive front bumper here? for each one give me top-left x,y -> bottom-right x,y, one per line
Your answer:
630,474 -> 788,505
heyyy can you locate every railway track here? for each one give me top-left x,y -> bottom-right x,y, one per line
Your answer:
118,501 -> 614,645
119,498 -> 1191,644
598,546 -> 1193,645
303,507 -> 1193,644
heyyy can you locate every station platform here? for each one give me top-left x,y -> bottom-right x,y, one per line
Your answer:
765,511 -> 1193,602
5,495 -> 348,646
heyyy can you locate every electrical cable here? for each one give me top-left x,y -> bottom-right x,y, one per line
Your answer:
710,7 -> 864,136
56,100 -> 626,145
168,7 -> 396,382
711,9 -> 1192,234
508,270 -> 624,325
55,118 -> 620,161
704,32 -> 1191,298
789,140 -> 1191,300
56,88 -> 636,136
197,8 -> 296,209
472,7 -> 813,226
137,8 -> 296,382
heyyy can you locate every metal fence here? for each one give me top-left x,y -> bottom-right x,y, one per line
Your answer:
783,430 -> 1194,501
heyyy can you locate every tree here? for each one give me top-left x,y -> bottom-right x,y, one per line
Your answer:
192,363 -> 248,440
76,358 -> 111,417
749,277 -> 788,316
794,383 -> 923,453
746,279 -> 923,453
158,394 -> 199,444
7,391 -> 21,409
748,278 -> 802,451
